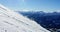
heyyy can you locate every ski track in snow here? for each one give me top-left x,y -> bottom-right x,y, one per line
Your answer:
0,4 -> 50,32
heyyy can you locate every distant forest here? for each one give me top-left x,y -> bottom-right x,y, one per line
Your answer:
18,11 -> 60,30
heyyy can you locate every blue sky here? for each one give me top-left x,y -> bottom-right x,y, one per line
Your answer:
0,0 -> 60,12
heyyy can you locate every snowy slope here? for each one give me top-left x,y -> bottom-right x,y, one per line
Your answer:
0,4 -> 50,32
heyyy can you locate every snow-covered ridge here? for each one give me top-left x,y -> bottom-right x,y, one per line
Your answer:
0,4 -> 50,32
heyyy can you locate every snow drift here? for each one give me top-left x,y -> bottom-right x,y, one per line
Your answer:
0,4 -> 50,32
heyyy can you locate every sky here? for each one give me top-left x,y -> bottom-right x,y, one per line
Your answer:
0,0 -> 60,12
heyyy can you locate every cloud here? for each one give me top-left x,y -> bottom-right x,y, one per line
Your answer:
56,10 -> 60,12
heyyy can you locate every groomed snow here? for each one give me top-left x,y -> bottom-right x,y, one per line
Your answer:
0,4 -> 50,32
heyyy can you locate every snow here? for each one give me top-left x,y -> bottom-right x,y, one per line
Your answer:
0,4 -> 50,32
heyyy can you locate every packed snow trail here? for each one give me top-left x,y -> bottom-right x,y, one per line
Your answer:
0,4 -> 50,32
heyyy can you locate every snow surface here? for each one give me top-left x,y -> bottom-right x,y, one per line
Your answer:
0,4 -> 50,32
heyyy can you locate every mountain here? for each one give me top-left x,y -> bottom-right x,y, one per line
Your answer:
18,11 -> 60,31
0,4 -> 50,32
